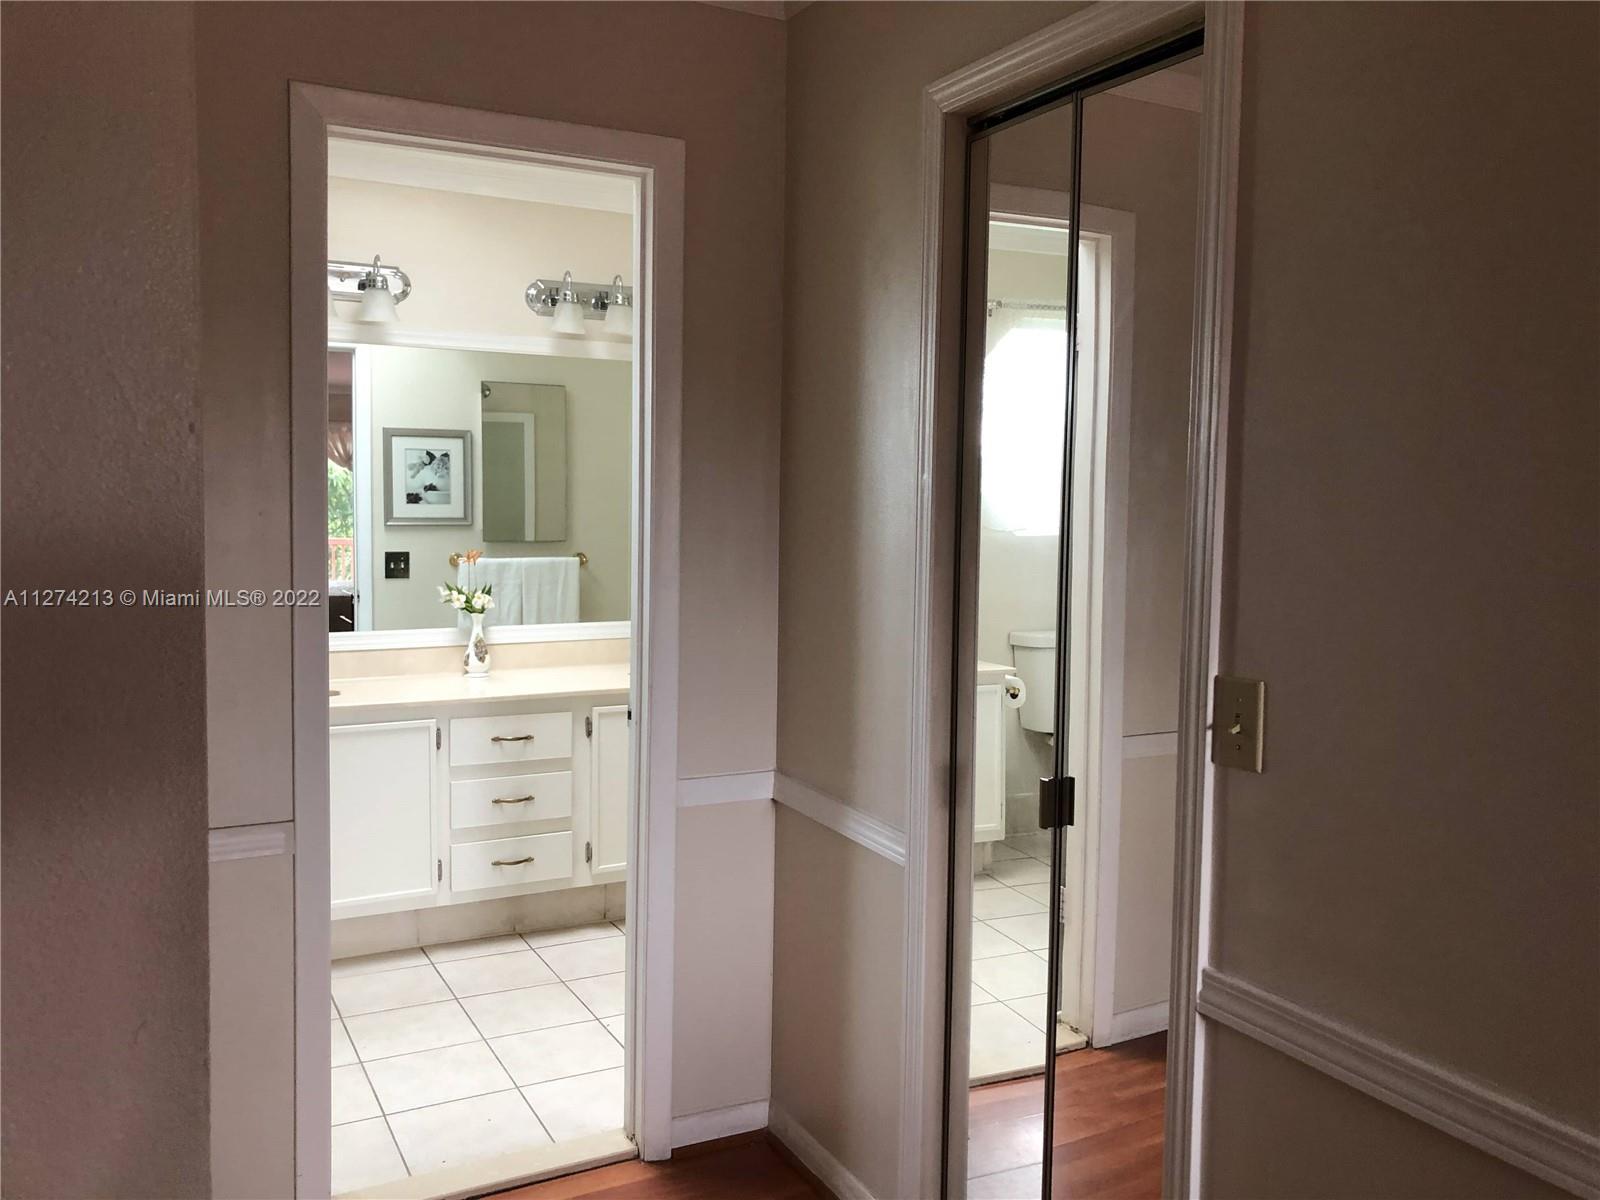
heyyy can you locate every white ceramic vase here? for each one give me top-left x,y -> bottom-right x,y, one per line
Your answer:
464,611 -> 491,676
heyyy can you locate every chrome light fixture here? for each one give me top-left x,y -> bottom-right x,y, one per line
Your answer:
328,256 -> 411,325
526,272 -> 634,339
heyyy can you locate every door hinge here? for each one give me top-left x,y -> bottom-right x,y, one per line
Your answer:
585,715 -> 593,738
585,841 -> 593,865
436,858 -> 443,882
1038,775 -> 1075,829
436,728 -> 441,750
627,707 -> 632,722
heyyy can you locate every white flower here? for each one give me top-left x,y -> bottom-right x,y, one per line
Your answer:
480,595 -> 496,611
448,593 -> 466,610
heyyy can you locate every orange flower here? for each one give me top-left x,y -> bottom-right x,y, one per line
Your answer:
464,549 -> 483,564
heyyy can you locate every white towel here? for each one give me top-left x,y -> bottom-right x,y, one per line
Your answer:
458,556 -> 579,626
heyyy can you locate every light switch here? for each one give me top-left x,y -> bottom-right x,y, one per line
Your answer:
1212,676 -> 1265,772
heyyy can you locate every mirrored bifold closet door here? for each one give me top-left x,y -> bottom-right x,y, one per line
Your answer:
954,29 -> 1203,1200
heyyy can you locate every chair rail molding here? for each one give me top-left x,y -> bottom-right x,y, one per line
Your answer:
772,773 -> 908,866
911,2 -> 1232,1196
1198,969 -> 1600,1199
677,770 -> 776,808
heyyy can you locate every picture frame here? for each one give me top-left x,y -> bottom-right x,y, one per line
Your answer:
383,427 -> 473,525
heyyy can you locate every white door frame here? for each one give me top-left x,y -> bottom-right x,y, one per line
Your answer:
288,84 -> 684,1195
988,185 -> 1137,1048
911,4 -> 1242,1196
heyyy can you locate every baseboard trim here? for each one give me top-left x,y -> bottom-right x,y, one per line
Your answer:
1198,968 -> 1600,1198
670,1099 -> 770,1148
767,1103 -> 874,1200
677,770 -> 775,808
773,773 -> 907,867
1105,1001 -> 1169,1044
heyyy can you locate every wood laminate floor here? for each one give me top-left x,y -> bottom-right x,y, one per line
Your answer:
496,1034 -> 1165,1200
968,1032 -> 1168,1199
495,1132 -> 830,1200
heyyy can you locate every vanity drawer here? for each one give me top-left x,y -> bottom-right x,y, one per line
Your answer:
451,832 -> 572,893
450,712 -> 572,767
451,771 -> 573,830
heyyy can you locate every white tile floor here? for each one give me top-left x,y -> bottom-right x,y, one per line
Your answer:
970,836 -> 1086,1085
329,921 -> 626,1197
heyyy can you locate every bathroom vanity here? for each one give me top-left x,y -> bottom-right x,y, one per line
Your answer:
975,660 -> 1015,844
328,663 -> 630,920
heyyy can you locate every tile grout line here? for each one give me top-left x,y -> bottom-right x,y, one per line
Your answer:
337,967 -> 625,1018
449,982 -> 557,1147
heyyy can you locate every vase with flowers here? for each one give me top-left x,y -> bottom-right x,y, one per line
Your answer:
443,549 -> 494,676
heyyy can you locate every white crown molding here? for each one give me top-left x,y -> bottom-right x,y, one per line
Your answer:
772,773 -> 907,867
1199,969 -> 1600,1198
209,822 -> 294,863
328,135 -> 635,214
677,770 -> 775,808
669,1099 -> 770,1148
768,1103 -> 875,1200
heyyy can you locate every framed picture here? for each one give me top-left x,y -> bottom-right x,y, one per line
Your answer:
383,428 -> 473,525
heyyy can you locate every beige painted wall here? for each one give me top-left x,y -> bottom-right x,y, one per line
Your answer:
201,0 -> 782,825
1211,0 -> 1600,1145
1202,1025 -> 1575,1200
190,0 -> 785,1182
361,346 -> 632,628
0,4 -> 212,1194
770,807 -> 908,1199
328,177 -> 633,343
777,3 -> 1084,1192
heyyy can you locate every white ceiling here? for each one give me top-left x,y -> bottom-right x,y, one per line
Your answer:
328,135 -> 636,214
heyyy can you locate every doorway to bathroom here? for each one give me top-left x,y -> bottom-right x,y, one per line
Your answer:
288,86 -> 685,1200
943,31 -> 1211,1200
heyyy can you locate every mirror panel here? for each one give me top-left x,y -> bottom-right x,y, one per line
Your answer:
326,344 -> 630,635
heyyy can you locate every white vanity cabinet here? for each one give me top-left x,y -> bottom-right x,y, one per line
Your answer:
973,661 -> 1016,845
328,665 -> 630,921
330,720 -> 439,912
974,683 -> 1006,843
588,704 -> 630,883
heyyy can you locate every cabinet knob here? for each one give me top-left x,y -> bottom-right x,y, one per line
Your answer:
491,795 -> 535,805
491,856 -> 534,867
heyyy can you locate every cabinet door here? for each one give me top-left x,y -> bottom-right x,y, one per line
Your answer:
587,705 -> 630,883
330,720 -> 437,914
974,684 -> 1006,842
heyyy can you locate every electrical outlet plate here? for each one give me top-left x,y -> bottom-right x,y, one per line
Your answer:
1213,676 -> 1265,772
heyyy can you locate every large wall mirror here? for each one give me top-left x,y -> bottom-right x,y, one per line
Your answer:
324,133 -> 637,646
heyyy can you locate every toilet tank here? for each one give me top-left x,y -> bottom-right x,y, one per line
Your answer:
1008,629 -> 1057,734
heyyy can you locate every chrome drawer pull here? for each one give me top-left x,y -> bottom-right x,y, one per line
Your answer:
491,855 -> 534,867
491,795 -> 535,806
490,734 -> 535,743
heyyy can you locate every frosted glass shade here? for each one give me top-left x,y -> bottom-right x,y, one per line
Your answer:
356,286 -> 397,324
552,299 -> 587,336
603,300 -> 633,337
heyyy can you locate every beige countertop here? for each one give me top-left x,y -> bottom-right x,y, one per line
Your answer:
329,662 -> 630,712
976,659 -> 1016,686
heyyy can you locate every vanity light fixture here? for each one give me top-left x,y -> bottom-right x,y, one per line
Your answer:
328,256 -> 412,325
525,272 -> 634,339
601,275 -> 634,338
551,271 -> 587,336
